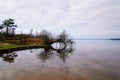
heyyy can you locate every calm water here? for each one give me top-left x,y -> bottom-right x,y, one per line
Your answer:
0,40 -> 120,80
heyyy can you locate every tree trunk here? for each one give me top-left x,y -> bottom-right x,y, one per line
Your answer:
6,26 -> 9,40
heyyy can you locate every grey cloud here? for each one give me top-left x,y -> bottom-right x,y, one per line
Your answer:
0,0 -> 120,38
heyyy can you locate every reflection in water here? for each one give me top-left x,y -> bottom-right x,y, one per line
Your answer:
0,52 -> 17,63
38,45 -> 74,63
37,41 -> 74,63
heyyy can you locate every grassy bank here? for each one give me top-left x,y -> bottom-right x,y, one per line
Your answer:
0,43 -> 51,54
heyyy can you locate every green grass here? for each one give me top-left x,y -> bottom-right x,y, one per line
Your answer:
0,43 -> 50,54
0,45 -> 25,50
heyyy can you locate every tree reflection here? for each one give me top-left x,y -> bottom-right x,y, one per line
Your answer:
0,52 -> 17,63
37,40 -> 74,63
56,46 -> 74,63
38,46 -> 54,62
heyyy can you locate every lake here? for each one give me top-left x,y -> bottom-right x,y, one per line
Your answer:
0,40 -> 120,80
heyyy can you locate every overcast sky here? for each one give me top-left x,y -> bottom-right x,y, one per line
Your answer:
0,0 -> 120,38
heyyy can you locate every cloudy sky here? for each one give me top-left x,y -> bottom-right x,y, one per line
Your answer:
0,0 -> 120,38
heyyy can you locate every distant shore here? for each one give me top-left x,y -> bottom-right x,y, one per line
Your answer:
110,38 -> 120,40
74,38 -> 120,40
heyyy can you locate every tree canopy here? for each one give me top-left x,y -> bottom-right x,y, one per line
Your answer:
0,18 -> 17,39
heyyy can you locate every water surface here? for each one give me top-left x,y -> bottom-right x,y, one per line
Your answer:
0,40 -> 120,80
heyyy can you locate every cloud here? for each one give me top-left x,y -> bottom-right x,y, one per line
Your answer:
0,0 -> 120,38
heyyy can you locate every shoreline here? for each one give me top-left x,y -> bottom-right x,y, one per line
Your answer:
0,45 -> 51,54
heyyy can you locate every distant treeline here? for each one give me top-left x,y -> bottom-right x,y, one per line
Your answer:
110,38 -> 120,40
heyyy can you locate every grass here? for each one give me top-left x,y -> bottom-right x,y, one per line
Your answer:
2,38 -> 43,45
0,44 -> 24,50
0,42 -> 51,54
0,43 -> 26,53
